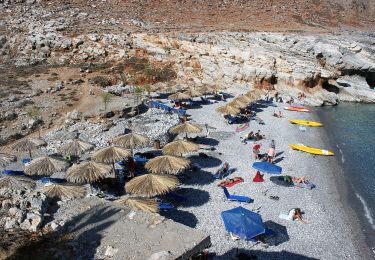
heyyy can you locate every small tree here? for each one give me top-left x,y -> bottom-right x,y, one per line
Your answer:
133,86 -> 144,115
101,92 -> 113,112
143,84 -> 152,99
27,106 -> 42,138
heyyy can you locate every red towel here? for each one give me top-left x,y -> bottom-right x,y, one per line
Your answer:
224,179 -> 244,187
253,171 -> 264,182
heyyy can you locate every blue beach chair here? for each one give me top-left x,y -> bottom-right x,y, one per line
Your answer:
222,187 -> 253,203
158,202 -> 175,210
2,170 -> 25,176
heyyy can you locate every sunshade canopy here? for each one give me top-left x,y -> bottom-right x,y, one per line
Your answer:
252,162 -> 282,174
169,123 -> 203,134
145,155 -> 190,175
116,197 -> 159,213
216,105 -> 240,115
125,173 -> 179,197
60,140 -> 94,157
112,133 -> 150,149
25,156 -> 69,176
162,140 -> 199,156
221,206 -> 265,240
92,146 -> 132,164
66,161 -> 111,184
43,184 -> 86,199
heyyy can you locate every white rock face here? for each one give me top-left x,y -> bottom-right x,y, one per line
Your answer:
131,32 -> 375,106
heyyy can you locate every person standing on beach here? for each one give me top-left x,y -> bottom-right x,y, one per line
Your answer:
253,143 -> 261,160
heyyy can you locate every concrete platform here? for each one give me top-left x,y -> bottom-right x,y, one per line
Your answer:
54,198 -> 211,259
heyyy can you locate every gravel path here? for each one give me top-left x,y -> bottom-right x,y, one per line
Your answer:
172,96 -> 369,259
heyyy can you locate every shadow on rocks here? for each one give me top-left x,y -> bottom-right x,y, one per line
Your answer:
179,169 -> 215,186
168,187 -> 210,208
160,209 -> 198,228
219,248 -> 318,260
193,136 -> 220,146
264,220 -> 289,246
8,206 -> 119,260
188,154 -> 222,168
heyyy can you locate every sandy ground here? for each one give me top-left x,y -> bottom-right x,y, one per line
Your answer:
167,93 -> 373,259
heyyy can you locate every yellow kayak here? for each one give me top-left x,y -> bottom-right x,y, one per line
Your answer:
289,144 -> 334,156
289,119 -> 323,127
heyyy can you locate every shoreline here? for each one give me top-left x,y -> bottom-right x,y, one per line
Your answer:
315,106 -> 374,257
180,95 -> 371,259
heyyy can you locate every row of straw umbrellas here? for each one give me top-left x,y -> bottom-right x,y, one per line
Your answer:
0,88 -> 263,213
0,121 -> 205,213
216,89 -> 263,116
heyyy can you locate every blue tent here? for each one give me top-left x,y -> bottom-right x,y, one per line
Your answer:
252,162 -> 282,174
221,206 -> 265,240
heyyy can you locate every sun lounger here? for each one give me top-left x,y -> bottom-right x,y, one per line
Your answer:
2,170 -> 25,176
39,177 -> 67,184
158,202 -> 175,210
147,101 -> 186,115
133,155 -> 148,163
222,187 -> 253,203
22,158 -> 31,165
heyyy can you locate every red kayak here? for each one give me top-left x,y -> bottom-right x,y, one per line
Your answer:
284,106 -> 311,113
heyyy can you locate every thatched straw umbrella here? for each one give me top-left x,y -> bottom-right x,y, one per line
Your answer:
199,85 -> 215,95
216,105 -> 240,115
0,153 -> 17,167
125,173 -> 179,197
183,88 -> 202,98
60,140 -> 94,157
0,176 -> 35,190
170,122 -> 202,138
168,92 -> 190,100
25,156 -> 69,176
43,184 -> 86,200
229,99 -> 248,109
112,133 -> 150,154
11,138 -> 47,158
116,197 -> 159,213
92,146 -> 132,175
162,140 -> 199,156
236,95 -> 253,103
145,155 -> 190,175
66,161 -> 111,190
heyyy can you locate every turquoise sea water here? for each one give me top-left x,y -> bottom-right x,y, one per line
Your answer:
317,103 -> 375,247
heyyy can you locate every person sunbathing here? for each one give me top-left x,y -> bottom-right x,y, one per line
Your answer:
255,130 -> 265,140
218,177 -> 244,187
292,176 -> 309,184
279,208 -> 306,223
214,162 -> 230,179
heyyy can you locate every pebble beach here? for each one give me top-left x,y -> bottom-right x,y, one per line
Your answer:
1,89 -> 373,259
168,91 -> 372,259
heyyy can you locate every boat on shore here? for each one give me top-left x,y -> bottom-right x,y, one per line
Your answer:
289,144 -> 334,155
284,106 -> 311,113
289,119 -> 322,127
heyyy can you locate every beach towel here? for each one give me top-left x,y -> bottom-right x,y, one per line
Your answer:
294,181 -> 316,190
236,123 -> 249,133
